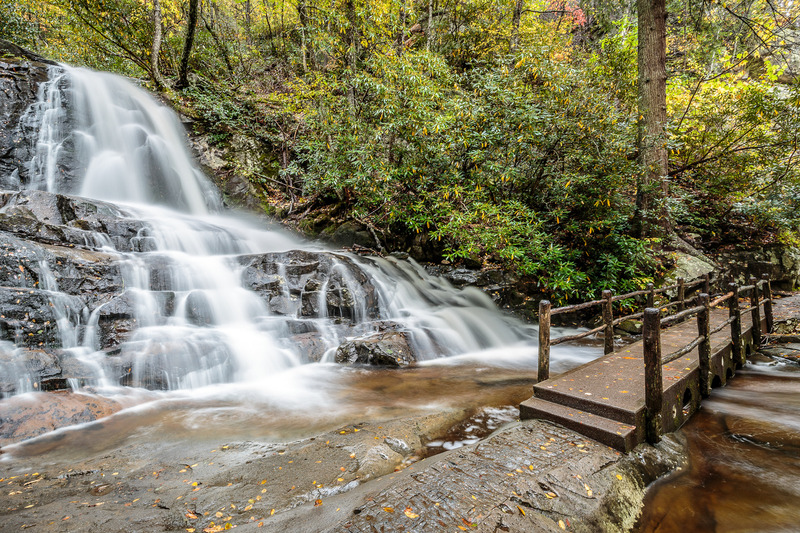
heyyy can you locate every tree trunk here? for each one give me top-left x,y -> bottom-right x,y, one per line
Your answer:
244,0 -> 253,43
396,0 -> 407,56
298,0 -> 309,72
177,0 -> 200,89
426,0 -> 434,51
345,0 -> 357,112
510,0 -> 523,53
636,0 -> 670,236
151,0 -> 167,89
202,5 -> 235,77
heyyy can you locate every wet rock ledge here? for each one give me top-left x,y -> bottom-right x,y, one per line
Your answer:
0,414 -> 685,533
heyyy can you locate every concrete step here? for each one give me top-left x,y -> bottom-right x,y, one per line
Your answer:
519,397 -> 640,452
533,372 -> 642,425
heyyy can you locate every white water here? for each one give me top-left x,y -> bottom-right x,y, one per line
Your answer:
0,64 -> 561,402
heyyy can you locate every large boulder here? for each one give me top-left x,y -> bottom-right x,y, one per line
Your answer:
0,190 -> 152,252
335,330 -> 416,367
714,244 -> 800,290
238,250 -> 380,321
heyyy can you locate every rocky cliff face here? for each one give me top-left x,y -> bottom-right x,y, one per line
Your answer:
0,43 -> 59,190
0,48 -> 434,404
714,245 -> 800,290
0,188 -> 428,398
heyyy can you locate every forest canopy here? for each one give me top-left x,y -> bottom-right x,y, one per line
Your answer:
3,0 -> 800,301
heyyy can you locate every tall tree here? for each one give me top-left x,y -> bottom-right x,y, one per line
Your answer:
151,0 -> 167,89
636,0 -> 668,236
511,0 -> 524,53
177,0 -> 200,89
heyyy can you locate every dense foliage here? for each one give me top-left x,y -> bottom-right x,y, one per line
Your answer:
3,0 -> 800,300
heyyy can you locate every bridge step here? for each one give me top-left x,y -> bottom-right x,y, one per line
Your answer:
519,397 -> 639,452
532,364 -> 643,426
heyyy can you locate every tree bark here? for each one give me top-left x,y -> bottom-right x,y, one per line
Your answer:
427,0 -> 434,51
345,0 -> 358,113
510,0 -> 523,53
151,0 -> 167,89
636,0 -> 669,236
297,0 -> 310,72
177,0 -> 200,89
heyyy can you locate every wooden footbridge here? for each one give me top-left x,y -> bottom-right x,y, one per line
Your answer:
520,274 -> 773,452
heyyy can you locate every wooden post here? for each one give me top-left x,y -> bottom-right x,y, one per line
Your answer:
762,274 -> 774,334
602,290 -> 614,355
643,308 -> 662,444
697,293 -> 711,398
538,300 -> 551,382
703,272 -> 711,295
728,283 -> 743,366
677,277 -> 685,312
750,275 -> 762,346
646,283 -> 655,308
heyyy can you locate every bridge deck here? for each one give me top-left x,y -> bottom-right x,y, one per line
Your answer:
521,308 -> 761,451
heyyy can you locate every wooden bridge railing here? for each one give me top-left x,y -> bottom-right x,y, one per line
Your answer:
536,273 -> 775,444
537,273 -> 712,381
643,274 -> 773,444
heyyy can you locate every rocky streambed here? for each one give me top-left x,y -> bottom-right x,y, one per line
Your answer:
1,408 -> 686,533
0,41 -> 691,533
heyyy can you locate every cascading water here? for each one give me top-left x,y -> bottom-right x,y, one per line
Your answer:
25,66 -> 221,213
0,64 -> 552,402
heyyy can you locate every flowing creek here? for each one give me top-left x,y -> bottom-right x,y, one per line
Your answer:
0,64 -> 598,458
2,63 -> 800,531
637,360 -> 800,531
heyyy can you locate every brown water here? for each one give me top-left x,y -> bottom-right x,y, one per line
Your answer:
1,360 -> 542,463
637,360 -> 800,532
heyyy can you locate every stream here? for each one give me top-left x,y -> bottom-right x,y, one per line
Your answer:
0,61 -> 597,458
637,358 -> 800,532
2,59 -> 800,533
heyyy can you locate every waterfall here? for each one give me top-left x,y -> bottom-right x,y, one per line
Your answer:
0,65 -> 538,397
26,65 -> 221,214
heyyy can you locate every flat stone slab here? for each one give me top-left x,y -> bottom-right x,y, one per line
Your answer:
267,421 -> 685,533
0,414 -> 686,533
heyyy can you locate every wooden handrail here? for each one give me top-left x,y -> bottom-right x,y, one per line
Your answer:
709,291 -> 734,308
550,298 -> 605,316
662,334 -> 703,364
550,324 -> 606,346
549,273 -> 713,316
611,288 -> 652,302
660,305 -> 704,327
538,273 -> 716,380
536,271 -> 774,407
